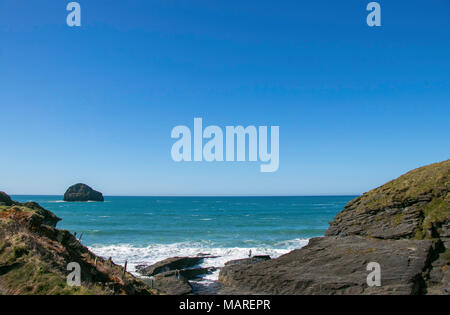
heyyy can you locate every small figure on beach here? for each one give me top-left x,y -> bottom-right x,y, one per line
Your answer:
248,249 -> 252,258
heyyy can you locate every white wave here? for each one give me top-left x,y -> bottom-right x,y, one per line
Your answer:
274,238 -> 310,247
88,239 -> 309,281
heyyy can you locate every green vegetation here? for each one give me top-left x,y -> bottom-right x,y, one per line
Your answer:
355,160 -> 449,239
441,249 -> 450,262
422,195 -> 450,231
392,213 -> 406,227
0,201 -> 152,295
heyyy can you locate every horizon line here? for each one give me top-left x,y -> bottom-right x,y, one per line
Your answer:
10,194 -> 361,198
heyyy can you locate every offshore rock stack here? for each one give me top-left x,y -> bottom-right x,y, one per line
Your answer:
63,183 -> 104,202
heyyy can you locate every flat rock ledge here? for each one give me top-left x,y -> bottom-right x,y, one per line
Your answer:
219,236 -> 434,295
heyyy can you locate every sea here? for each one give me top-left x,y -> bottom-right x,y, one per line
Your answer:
12,195 -> 355,282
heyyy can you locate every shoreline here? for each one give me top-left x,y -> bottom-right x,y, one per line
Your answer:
87,239 -> 311,282
0,160 -> 448,295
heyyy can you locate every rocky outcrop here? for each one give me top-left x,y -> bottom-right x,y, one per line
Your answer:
0,192 -> 14,206
136,256 -> 218,295
220,237 -> 433,294
326,160 -> 449,240
178,267 -> 217,281
136,256 -> 205,277
0,193 -> 152,295
223,255 -> 271,267
143,271 -> 193,295
219,256 -> 271,287
63,184 -> 104,202
218,160 -> 450,295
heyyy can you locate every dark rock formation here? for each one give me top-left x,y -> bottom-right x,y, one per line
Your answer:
224,255 -> 271,267
143,270 -> 193,295
136,256 -> 204,277
136,256 -> 218,295
0,195 -> 153,295
325,160 -> 449,240
178,267 -> 217,281
0,191 -> 14,206
219,256 -> 271,286
63,183 -> 104,202
218,160 -> 450,295
220,237 -> 433,294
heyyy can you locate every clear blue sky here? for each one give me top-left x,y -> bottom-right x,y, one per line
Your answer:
0,0 -> 449,196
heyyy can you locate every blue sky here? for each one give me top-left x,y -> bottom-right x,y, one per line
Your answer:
0,0 -> 449,196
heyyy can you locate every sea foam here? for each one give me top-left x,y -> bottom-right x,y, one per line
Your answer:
89,238 -> 309,281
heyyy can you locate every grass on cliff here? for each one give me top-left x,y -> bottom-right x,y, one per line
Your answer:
0,224 -> 105,295
358,160 -> 449,239
0,203 -> 147,295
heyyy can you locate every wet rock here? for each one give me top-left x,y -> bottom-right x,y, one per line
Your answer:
179,267 -> 217,281
136,256 -> 204,277
136,256 -> 219,294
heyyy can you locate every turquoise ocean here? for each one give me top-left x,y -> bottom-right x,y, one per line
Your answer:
12,195 -> 355,280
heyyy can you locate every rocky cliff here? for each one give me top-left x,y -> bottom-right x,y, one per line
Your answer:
219,160 -> 450,295
63,184 -> 104,202
0,193 -> 152,295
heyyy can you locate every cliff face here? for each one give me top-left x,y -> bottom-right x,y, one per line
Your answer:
326,160 -> 449,240
0,193 -> 151,295
219,160 -> 450,295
